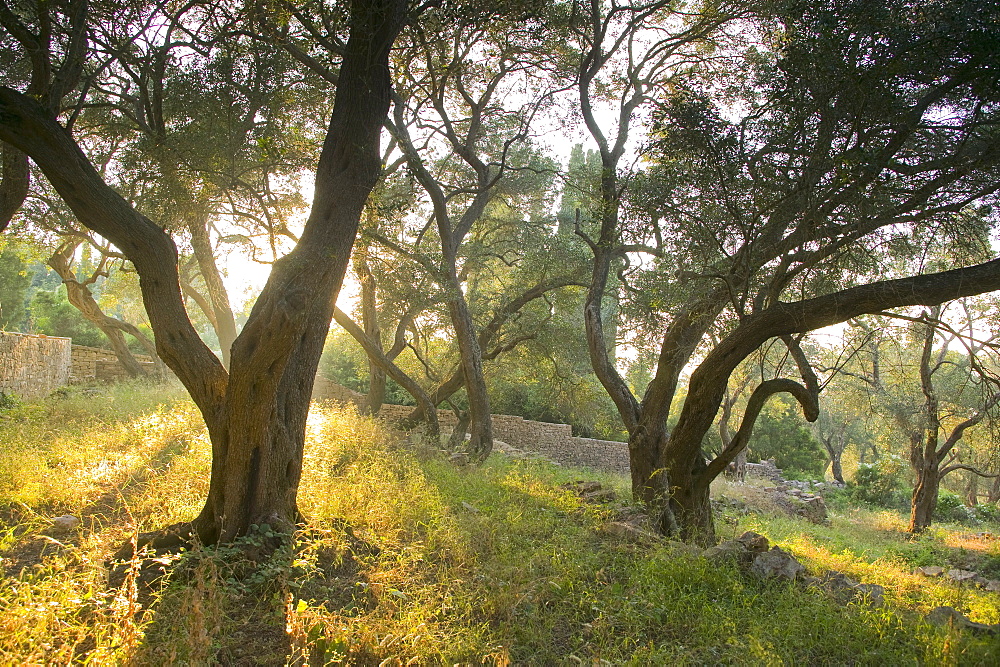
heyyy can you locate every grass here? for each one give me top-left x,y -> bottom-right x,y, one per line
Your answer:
0,382 -> 998,663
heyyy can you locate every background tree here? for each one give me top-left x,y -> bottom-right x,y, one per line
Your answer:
572,0 -> 1000,541
0,244 -> 30,329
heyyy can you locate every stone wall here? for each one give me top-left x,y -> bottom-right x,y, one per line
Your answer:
0,331 -> 72,398
312,375 -> 368,405
312,377 -> 630,474
70,345 -> 157,383
745,460 -> 784,483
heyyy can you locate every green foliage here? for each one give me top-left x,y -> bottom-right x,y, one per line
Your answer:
747,396 -> 826,477
935,490 -> 977,525
972,503 -> 1000,524
849,455 -> 908,508
0,247 -> 31,330
318,330 -> 415,406
27,288 -> 105,347
0,391 -> 20,411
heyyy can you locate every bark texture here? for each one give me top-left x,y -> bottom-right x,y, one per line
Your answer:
0,143 -> 29,231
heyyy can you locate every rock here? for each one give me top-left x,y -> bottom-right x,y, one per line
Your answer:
581,489 -> 617,503
797,496 -> 828,525
51,515 -> 81,532
854,583 -> 885,605
704,540 -> 752,566
563,480 -> 603,495
715,496 -> 748,511
926,606 -> 1000,636
819,571 -> 883,605
600,522 -> 661,543
914,565 -> 945,577
460,501 -> 479,514
822,570 -> 859,591
701,532 -> 768,567
749,546 -> 806,581
736,531 -> 770,554
946,568 -> 980,584
448,452 -> 469,466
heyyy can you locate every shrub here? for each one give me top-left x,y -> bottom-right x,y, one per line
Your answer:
936,490 -> 977,525
0,391 -> 19,411
971,502 -> 1000,525
849,455 -> 906,508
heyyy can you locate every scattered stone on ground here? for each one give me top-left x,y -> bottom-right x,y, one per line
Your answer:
582,489 -> 617,503
796,496 -> 829,524
702,534 -> 879,601
744,459 -> 845,490
703,531 -> 770,567
819,570 -> 885,605
561,480 -> 618,504
946,568 -> 981,584
749,546 -> 807,581
562,480 -> 602,494
455,441 -> 996,600
914,565 -> 945,577
713,496 -> 748,513
926,606 -> 1000,636
722,461 -> 832,525
50,515 -> 81,532
762,490 -> 831,526
913,564 -> 1000,592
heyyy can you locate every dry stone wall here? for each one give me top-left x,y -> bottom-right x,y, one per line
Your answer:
70,345 -> 157,383
0,332 -> 167,398
312,377 -> 630,474
0,331 -> 72,398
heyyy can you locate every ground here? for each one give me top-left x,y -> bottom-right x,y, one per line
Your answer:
1,381 -> 999,663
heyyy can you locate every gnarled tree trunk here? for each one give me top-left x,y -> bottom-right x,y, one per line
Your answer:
0,0 -> 408,545
909,458 -> 942,534
446,286 -> 492,458
354,244 -> 386,415
188,212 -> 238,368
48,243 -> 158,377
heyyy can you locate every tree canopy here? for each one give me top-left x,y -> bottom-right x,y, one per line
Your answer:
2,0 -> 1000,546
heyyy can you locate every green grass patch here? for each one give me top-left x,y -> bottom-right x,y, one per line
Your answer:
1,386 -> 999,663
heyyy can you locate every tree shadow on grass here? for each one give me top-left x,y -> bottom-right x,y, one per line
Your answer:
128,522 -> 384,665
0,434 -> 193,578
128,540 -> 292,665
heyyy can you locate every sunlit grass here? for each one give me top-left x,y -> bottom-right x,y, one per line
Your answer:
2,384 -> 1000,663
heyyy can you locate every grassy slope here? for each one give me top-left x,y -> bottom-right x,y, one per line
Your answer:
0,384 -> 997,664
